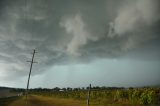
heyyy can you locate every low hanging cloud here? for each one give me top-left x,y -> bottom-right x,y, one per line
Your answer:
59,0 -> 160,57
108,0 -> 160,36
60,14 -> 98,56
107,0 -> 160,51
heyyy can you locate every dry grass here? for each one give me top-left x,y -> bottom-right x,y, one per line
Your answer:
6,95 -> 128,106
8,95 -> 88,106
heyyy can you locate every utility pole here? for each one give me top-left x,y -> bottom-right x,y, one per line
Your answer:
87,84 -> 91,106
26,49 -> 37,100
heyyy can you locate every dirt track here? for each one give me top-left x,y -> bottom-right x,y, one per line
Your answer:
8,95 -> 87,106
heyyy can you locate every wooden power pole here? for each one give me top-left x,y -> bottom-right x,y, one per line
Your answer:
26,49 -> 37,100
87,84 -> 91,106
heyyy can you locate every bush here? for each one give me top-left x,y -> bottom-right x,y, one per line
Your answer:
114,90 -> 128,101
130,89 -> 142,100
140,90 -> 157,105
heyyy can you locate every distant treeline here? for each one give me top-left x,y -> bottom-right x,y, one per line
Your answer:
9,86 -> 160,92
0,87 -> 13,90
10,86 -> 125,92
33,86 -> 126,92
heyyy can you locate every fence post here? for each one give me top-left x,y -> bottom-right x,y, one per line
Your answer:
87,84 -> 91,106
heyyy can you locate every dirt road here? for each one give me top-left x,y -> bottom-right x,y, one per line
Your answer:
8,95 -> 87,106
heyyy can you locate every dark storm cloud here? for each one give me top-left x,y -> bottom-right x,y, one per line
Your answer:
0,0 -> 160,80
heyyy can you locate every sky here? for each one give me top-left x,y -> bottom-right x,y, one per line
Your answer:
0,0 -> 160,88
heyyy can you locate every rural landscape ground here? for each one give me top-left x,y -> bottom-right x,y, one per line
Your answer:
2,95 -> 87,106
1,95 -> 115,106
0,94 -> 133,106
0,87 -> 160,106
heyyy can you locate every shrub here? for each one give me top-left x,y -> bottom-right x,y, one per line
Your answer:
140,90 -> 157,105
114,90 -> 128,101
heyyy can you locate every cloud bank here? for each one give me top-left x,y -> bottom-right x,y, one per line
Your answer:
0,0 -> 160,86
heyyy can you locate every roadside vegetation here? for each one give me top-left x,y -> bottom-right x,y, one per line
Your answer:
0,87 -> 160,106
32,87 -> 160,106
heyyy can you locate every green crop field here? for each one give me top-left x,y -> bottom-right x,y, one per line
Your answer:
1,87 -> 160,106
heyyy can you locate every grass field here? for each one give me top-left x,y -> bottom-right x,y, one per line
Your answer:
0,95 -> 128,106
8,95 -> 86,106
1,87 -> 160,106
2,95 -> 102,106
